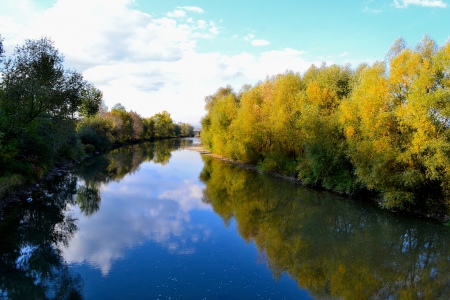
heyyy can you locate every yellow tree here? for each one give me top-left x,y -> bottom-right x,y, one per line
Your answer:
297,65 -> 358,193
341,36 -> 450,211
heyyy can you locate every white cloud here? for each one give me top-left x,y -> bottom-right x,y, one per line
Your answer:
363,6 -> 383,13
178,6 -> 204,13
61,151 -> 211,275
197,19 -> 207,29
393,0 -> 447,8
252,39 -> 270,46
0,0 -> 319,125
244,33 -> 255,41
167,9 -> 186,18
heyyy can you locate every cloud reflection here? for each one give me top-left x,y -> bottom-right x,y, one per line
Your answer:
61,151 -> 210,276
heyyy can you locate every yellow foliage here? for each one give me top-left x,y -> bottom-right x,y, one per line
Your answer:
201,36 -> 450,212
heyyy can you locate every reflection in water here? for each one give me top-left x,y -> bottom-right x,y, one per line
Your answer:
4,137 -> 450,299
65,138 -> 209,275
199,155 -> 450,300
74,138 -> 194,217
0,138 -> 197,299
0,174 -> 83,299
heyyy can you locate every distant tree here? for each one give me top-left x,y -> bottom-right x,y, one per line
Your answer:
112,103 -> 126,111
0,34 -> 4,59
129,111 -> 143,140
110,103 -> 132,143
98,100 -> 109,117
172,123 -> 181,137
180,123 -> 194,137
142,117 -> 155,140
151,111 -> 173,138
79,84 -> 103,118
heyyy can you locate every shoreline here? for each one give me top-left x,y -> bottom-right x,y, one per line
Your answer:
0,159 -> 80,219
188,144 -> 450,225
0,137 -> 187,210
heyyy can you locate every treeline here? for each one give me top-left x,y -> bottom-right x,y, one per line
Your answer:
0,36 -> 193,199
201,35 -> 450,213
77,106 -> 194,154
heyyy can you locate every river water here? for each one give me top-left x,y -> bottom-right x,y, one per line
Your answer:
1,138 -> 450,299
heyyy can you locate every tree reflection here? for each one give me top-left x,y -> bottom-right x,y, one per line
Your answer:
0,174 -> 83,299
199,156 -> 450,300
73,138 -> 196,216
76,184 -> 101,217
0,138 -> 196,298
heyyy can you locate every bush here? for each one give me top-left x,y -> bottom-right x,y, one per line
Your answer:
77,116 -> 113,151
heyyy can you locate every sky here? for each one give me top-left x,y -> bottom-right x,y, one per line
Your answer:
0,0 -> 449,126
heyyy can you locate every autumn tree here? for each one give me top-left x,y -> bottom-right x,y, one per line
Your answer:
109,103 -> 133,143
129,111 -> 143,140
341,36 -> 450,210
152,111 -> 174,138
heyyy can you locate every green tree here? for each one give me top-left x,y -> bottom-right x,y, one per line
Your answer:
172,122 -> 181,137
79,84 -> 103,118
0,37 -> 86,182
0,38 -> 85,136
151,111 -> 173,138
180,123 -> 194,137
142,117 -> 155,140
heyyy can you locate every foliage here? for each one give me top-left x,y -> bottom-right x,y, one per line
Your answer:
179,122 -> 194,137
0,37 -> 87,182
199,156 -> 450,300
0,37 -> 194,198
0,38 -> 84,136
77,115 -> 113,151
201,36 -> 450,213
151,110 -> 174,138
79,84 -> 103,118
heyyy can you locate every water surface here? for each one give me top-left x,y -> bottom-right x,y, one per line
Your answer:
1,138 -> 450,299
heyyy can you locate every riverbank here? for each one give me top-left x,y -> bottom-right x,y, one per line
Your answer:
188,145 -> 298,181
0,137 -> 194,209
188,144 -> 450,225
0,159 -> 81,220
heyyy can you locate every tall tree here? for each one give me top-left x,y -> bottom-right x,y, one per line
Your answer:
0,37 -> 85,136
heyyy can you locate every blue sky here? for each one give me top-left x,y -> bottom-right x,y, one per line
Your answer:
0,0 -> 449,125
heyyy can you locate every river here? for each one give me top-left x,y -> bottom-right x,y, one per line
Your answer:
1,138 -> 450,299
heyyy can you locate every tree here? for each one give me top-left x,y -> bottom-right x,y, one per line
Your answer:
0,37 -> 85,136
79,84 -> 103,118
151,111 -> 173,138
142,117 -> 155,140
180,123 -> 194,137
172,123 -> 181,137
0,34 -> 4,59
129,111 -> 143,140
0,38 -> 86,180
110,103 -> 133,143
